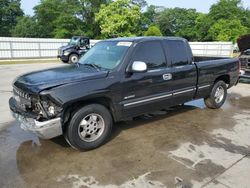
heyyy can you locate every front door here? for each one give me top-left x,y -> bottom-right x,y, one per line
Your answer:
121,40 -> 173,118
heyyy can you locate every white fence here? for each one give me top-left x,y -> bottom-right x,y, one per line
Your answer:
0,37 -> 99,59
0,37 -> 234,60
189,42 -> 234,57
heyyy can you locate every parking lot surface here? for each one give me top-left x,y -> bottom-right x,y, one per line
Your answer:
0,63 -> 250,188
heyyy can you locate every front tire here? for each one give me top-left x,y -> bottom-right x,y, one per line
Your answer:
204,80 -> 227,109
68,54 -> 79,64
65,104 -> 113,151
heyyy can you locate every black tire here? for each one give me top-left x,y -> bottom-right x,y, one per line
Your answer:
204,80 -> 227,109
68,54 -> 79,64
64,104 -> 113,151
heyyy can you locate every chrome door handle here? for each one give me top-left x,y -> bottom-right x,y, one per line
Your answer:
163,73 -> 172,81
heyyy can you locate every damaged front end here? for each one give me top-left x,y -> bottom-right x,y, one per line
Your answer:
237,34 -> 250,79
9,87 -> 63,139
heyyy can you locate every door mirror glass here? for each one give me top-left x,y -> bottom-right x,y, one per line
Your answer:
131,61 -> 147,73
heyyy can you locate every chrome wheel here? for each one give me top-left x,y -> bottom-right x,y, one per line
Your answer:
214,86 -> 225,103
78,113 -> 105,142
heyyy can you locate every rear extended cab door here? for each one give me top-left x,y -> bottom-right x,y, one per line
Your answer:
163,39 -> 197,105
120,40 -> 173,118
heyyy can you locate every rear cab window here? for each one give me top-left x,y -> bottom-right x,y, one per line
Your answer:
164,40 -> 192,67
131,41 -> 167,70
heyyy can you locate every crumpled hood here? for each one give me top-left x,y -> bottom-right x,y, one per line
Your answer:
237,34 -> 250,52
14,65 -> 108,93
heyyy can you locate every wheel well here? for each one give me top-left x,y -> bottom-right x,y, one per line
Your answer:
69,52 -> 79,57
62,97 -> 115,127
214,75 -> 230,85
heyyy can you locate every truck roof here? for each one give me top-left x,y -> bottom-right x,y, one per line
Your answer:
105,36 -> 187,43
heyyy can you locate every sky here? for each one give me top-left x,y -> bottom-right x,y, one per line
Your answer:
21,0 -> 250,16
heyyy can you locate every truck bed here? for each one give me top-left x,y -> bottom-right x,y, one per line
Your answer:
193,57 -> 239,99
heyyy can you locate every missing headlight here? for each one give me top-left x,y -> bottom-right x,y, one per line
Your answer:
41,100 -> 62,118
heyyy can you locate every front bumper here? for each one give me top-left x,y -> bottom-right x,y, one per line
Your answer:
57,55 -> 69,62
240,70 -> 250,79
9,97 -> 63,139
12,112 -> 62,139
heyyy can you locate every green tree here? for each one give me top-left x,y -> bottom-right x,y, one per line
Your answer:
208,19 -> 248,42
196,0 -> 250,41
157,8 -> 199,41
30,0 -> 110,38
95,0 -> 141,38
144,25 -> 162,36
131,0 -> 147,9
33,0 -> 84,38
0,0 -> 23,36
209,0 -> 245,21
194,13 -> 213,41
77,0 -> 111,38
11,16 -> 40,37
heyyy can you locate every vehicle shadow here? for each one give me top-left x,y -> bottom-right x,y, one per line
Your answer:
50,104 -> 200,149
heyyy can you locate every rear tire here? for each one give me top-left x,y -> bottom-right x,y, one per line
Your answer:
204,80 -> 227,109
64,104 -> 113,151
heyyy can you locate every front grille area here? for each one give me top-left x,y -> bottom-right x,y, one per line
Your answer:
13,87 -> 31,101
247,61 -> 250,69
12,87 -> 48,120
13,87 -> 35,112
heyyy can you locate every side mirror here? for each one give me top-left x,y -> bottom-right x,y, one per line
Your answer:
130,61 -> 147,73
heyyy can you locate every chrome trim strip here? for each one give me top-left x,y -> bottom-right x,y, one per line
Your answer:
198,85 -> 210,89
148,69 -> 163,73
123,87 -> 196,107
240,74 -> 250,79
124,93 -> 172,107
173,88 -> 195,96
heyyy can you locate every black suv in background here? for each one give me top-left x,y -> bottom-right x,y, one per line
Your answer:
58,36 -> 90,64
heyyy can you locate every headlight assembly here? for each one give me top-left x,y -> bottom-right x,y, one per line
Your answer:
63,51 -> 70,56
40,100 -> 62,117
48,106 -> 55,116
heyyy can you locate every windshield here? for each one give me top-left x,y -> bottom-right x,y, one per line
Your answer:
78,41 -> 131,70
69,37 -> 80,45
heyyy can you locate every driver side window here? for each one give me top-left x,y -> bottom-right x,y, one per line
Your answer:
79,39 -> 88,46
131,41 -> 167,70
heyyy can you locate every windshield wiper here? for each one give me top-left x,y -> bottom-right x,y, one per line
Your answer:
83,63 -> 101,71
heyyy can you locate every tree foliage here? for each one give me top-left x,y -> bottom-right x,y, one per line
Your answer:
12,0 -> 110,38
195,0 -> 250,42
208,19 -> 248,42
131,0 -> 147,9
4,0 -> 250,42
157,8 -> 199,41
144,25 -> 162,36
11,16 -> 39,37
95,0 -> 141,38
0,0 -> 23,36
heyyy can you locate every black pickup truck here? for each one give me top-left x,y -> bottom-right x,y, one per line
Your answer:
9,37 -> 239,150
